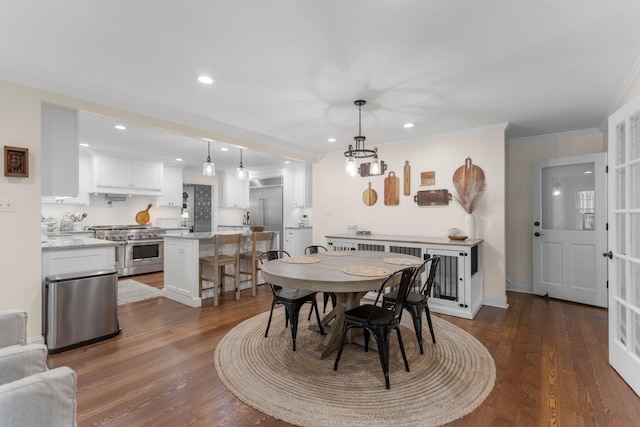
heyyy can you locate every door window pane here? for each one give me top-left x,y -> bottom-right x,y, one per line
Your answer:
618,258 -> 626,300
633,261 -> 640,308
617,123 -> 626,165
541,163 -> 595,230
631,114 -> 640,161
618,302 -> 627,346
617,213 -> 626,255
633,311 -> 640,358
631,213 -> 640,259
617,169 -> 626,209
632,163 -> 640,209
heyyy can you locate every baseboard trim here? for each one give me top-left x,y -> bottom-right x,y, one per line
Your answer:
27,335 -> 45,345
506,281 -> 534,294
483,294 -> 509,309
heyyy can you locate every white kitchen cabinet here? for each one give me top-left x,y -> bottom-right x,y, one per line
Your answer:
293,163 -> 312,207
283,227 -> 313,257
325,234 -> 484,319
157,166 -> 183,207
91,154 -> 163,194
219,172 -> 249,208
41,104 -> 79,198
42,152 -> 90,205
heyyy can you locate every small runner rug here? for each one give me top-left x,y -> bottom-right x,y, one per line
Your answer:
118,280 -> 163,305
215,308 -> 495,427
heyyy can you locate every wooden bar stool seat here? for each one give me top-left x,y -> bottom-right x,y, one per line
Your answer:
239,231 -> 275,296
199,233 -> 242,306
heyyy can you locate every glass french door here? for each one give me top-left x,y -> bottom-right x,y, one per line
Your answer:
608,93 -> 640,397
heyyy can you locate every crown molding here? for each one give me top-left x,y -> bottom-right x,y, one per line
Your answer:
507,128 -> 603,144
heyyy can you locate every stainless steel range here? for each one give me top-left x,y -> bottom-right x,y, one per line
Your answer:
89,225 -> 164,277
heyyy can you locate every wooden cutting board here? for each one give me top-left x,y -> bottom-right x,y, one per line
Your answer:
452,157 -> 485,187
413,189 -> 450,206
362,182 -> 378,206
135,204 -> 152,224
403,161 -> 410,195
384,171 -> 399,205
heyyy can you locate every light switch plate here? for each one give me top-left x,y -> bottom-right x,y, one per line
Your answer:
0,198 -> 16,212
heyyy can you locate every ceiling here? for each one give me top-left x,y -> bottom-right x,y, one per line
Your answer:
2,1 -> 640,171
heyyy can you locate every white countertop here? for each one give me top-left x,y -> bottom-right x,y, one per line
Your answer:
164,230 -> 280,240
325,233 -> 483,247
42,237 -> 120,251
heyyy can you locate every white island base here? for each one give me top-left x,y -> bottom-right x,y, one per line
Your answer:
163,232 -> 277,307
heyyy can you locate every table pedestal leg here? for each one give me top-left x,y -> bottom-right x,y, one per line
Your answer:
311,291 -> 367,360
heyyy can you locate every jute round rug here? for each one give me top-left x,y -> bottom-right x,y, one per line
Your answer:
215,308 -> 495,427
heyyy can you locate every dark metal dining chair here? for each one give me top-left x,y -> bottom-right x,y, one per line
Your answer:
333,266 -> 416,389
261,250 -> 324,351
304,245 -> 337,314
382,256 -> 440,354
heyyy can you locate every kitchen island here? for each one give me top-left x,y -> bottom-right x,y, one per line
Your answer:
162,231 -> 279,307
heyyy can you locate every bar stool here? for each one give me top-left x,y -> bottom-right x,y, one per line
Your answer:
199,233 -> 242,306
239,231 -> 275,296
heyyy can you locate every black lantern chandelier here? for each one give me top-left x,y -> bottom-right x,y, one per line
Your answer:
344,100 -> 380,177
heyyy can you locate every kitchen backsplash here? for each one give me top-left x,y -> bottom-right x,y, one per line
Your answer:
41,194 -> 180,230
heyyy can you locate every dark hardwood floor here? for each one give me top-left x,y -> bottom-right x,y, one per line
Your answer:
47,272 -> 640,426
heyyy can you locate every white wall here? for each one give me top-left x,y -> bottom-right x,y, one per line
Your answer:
312,124 -> 508,305
0,80 -> 44,339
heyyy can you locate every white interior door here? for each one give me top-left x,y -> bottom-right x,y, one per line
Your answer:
532,153 -> 607,307
607,94 -> 640,397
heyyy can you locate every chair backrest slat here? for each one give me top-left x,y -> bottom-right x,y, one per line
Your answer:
418,256 -> 440,297
304,245 -> 327,255
371,267 -> 416,322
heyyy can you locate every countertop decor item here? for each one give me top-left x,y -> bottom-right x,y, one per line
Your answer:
135,204 -> 152,225
448,235 -> 468,241
344,100 -> 380,177
452,157 -> 485,238
452,157 -> 485,214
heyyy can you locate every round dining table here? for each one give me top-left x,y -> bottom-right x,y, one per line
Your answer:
260,250 -> 423,359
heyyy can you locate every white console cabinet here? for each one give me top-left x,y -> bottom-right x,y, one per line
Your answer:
325,234 -> 484,319
91,154 -> 163,195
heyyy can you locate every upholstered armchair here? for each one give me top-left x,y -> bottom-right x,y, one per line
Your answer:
0,310 -> 77,426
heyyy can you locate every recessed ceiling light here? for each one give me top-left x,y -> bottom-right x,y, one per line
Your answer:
114,125 -> 126,130
175,158 -> 183,162
79,143 -> 90,147
403,123 -> 415,128
584,170 -> 593,174
284,160 -> 291,164
328,138 -> 336,142
220,147 -> 229,151
198,75 -> 214,85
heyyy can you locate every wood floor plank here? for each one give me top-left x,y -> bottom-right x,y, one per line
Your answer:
46,274 -> 640,426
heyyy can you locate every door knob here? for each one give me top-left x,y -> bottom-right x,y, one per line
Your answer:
534,232 -> 544,237
602,251 -> 613,259
534,221 -> 540,226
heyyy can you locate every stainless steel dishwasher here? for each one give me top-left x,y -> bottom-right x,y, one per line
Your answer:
45,269 -> 121,353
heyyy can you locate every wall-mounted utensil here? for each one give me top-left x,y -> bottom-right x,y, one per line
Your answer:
362,181 -> 378,206
384,171 -> 399,205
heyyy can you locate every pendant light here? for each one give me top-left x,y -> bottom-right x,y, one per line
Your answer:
202,140 -> 215,176
236,148 -> 247,180
344,99 -> 378,176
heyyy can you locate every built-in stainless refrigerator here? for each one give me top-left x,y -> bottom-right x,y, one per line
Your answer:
249,178 -> 283,250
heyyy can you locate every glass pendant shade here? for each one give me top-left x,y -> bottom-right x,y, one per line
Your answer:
202,141 -> 215,176
370,156 -> 381,175
236,149 -> 247,179
345,156 -> 357,177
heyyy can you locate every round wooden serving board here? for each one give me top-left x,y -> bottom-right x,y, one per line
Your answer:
362,182 -> 378,206
135,204 -> 152,225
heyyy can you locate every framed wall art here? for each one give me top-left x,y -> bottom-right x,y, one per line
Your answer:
4,146 -> 29,177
